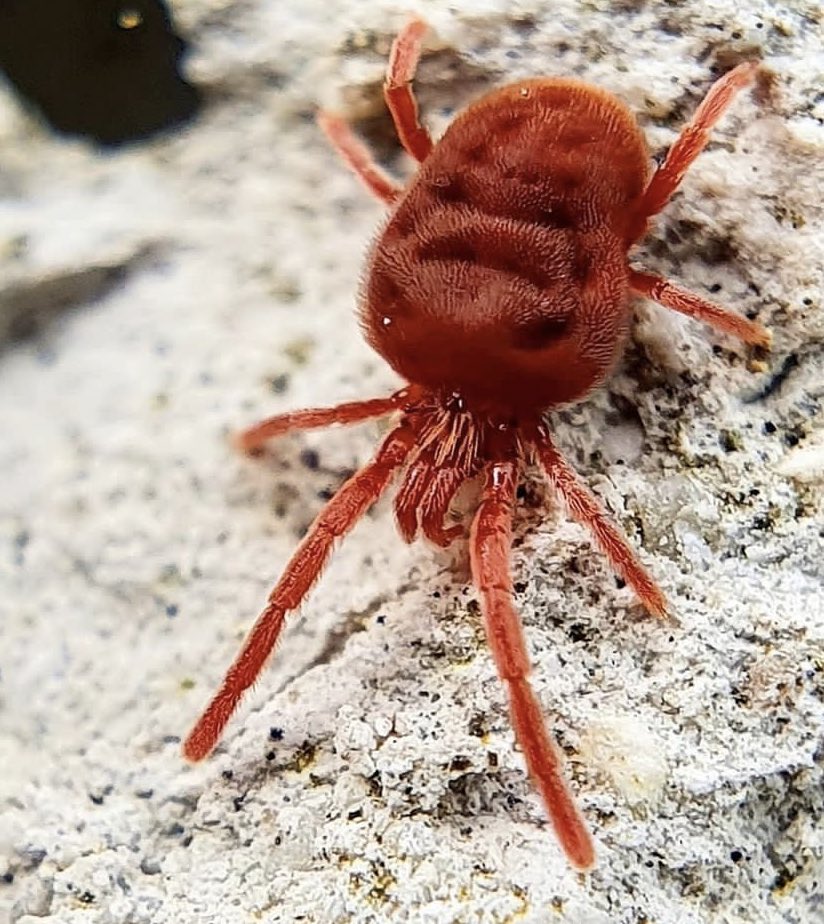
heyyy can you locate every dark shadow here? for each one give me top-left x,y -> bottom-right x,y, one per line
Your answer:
0,0 -> 200,145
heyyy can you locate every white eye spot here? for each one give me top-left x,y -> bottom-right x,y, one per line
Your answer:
519,87 -> 529,98
382,316 -> 393,327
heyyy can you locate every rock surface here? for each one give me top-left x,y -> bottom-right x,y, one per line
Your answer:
1,1 -> 822,922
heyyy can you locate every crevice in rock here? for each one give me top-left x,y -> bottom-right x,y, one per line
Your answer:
0,244 -> 160,347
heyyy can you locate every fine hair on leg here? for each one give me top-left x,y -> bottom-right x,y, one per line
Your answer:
469,459 -> 596,870
634,62 -> 758,227
183,422 -> 416,761
629,269 -> 771,347
384,17 -> 434,162
535,429 -> 668,619
393,447 -> 433,542
418,466 -> 468,547
317,111 -> 402,204
236,390 -> 410,453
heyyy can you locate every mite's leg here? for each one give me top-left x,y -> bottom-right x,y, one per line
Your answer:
393,448 -> 432,542
419,467 -> 467,547
535,430 -> 668,619
236,389 -> 412,453
317,111 -> 403,204
183,423 -> 415,761
634,62 -> 758,230
384,18 -> 434,162
630,269 -> 771,347
470,459 -> 596,870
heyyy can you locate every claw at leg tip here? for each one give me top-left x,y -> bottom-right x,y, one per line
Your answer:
645,591 -> 671,622
231,430 -> 260,456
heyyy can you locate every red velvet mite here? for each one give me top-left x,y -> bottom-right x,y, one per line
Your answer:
184,20 -> 771,869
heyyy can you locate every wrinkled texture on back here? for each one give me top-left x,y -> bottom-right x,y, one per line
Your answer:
362,79 -> 651,414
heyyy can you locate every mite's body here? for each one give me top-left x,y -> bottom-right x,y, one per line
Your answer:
366,80 -> 649,413
184,20 -> 772,870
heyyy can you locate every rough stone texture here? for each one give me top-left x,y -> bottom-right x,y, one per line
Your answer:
1,1 -> 823,922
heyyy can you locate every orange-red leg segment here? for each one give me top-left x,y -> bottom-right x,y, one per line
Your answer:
418,467 -> 466,547
384,18 -> 434,162
535,431 -> 668,619
183,423 -> 416,762
236,391 -> 408,453
470,460 -> 596,870
630,269 -> 771,347
393,449 -> 432,542
317,111 -> 403,204
634,62 -> 758,229
394,450 -> 465,546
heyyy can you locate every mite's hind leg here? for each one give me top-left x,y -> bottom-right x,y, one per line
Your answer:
633,62 -> 759,232
630,269 -> 771,347
384,18 -> 434,162
470,459 -> 596,870
317,111 -> 403,204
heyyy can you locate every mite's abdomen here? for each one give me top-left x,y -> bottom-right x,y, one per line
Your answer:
399,78 -> 650,240
362,79 -> 649,414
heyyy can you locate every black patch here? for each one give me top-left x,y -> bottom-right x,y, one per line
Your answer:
0,0 -> 200,145
463,141 -> 487,163
429,174 -> 467,204
743,352 -> 800,403
536,200 -> 576,230
418,236 -> 477,265
511,314 -> 571,350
